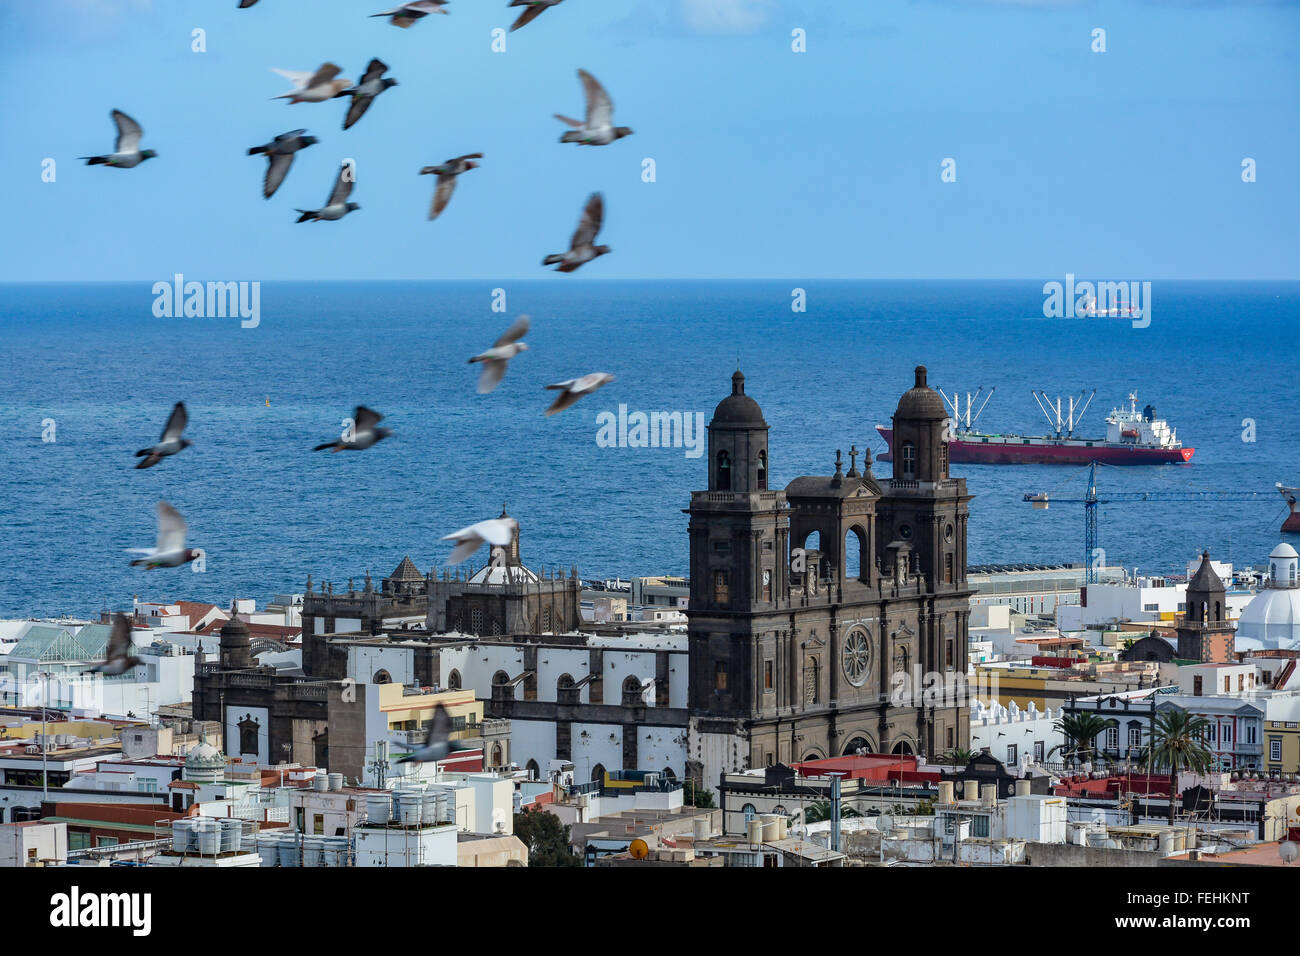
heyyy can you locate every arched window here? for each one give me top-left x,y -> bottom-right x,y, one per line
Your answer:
490,743 -> 504,767
591,762 -> 606,783
491,671 -> 510,697
901,441 -> 916,478
717,450 -> 731,490
525,758 -> 540,779
757,450 -> 767,490
845,526 -> 866,580
446,669 -> 461,691
742,803 -> 757,824
891,740 -> 913,755
844,736 -> 872,756
373,669 -> 391,684
662,766 -> 677,780
622,676 -> 643,707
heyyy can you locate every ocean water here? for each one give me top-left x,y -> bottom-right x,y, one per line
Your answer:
0,279 -> 1296,618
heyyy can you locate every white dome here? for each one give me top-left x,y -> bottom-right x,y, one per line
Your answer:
1271,543 -> 1299,560
1236,588 -> 1300,650
184,731 -> 226,771
467,564 -> 539,586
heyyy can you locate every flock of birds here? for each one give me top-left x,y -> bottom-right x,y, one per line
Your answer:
79,1 -> 626,695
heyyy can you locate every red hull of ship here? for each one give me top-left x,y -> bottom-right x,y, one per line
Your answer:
876,427 -> 1193,465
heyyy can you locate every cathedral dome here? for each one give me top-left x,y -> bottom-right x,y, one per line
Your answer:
894,366 -> 947,420
1236,543 -> 1300,650
184,730 -> 226,774
712,370 -> 766,426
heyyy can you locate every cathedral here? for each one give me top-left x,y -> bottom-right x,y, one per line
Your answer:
685,366 -> 973,788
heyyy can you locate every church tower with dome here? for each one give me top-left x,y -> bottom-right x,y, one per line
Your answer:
1235,543 -> 1300,652
686,366 -> 972,789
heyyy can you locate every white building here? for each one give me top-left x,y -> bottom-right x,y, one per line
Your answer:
0,821 -> 67,867
969,699 -> 1065,768
0,621 -> 195,718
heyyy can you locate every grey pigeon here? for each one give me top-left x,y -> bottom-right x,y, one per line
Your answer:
339,58 -> 398,130
395,705 -> 469,764
247,129 -> 318,199
88,614 -> 143,677
544,372 -> 615,416
543,192 -> 610,272
127,501 -> 202,569
468,315 -> 529,393
239,0 -> 259,7
313,405 -> 391,451
371,1 -> 449,27
135,401 -> 191,469
509,0 -> 563,31
556,70 -> 633,146
272,63 -> 353,104
296,163 -> 360,222
441,516 -> 518,564
419,153 -> 482,220
81,110 -> 157,168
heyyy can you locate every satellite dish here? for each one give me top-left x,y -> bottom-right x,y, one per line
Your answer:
629,838 -> 650,860
1280,842 -> 1299,865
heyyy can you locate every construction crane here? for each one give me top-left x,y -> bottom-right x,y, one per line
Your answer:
1023,461 -> 1272,584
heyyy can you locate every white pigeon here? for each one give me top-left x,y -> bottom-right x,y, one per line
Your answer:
556,70 -> 633,146
543,192 -> 610,272
371,1 -> 449,27
468,315 -> 529,394
134,401 -> 191,469
81,110 -> 157,168
127,502 -> 201,569
88,614 -> 142,677
272,63 -> 352,103
544,372 -> 615,416
394,705 -> 469,764
441,517 -> 518,564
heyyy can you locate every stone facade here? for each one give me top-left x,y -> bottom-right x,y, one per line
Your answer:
685,367 -> 973,789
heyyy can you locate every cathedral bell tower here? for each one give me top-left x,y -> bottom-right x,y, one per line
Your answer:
687,370 -> 788,716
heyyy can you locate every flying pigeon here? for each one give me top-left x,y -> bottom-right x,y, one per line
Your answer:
419,153 -> 481,220
239,0 -> 260,7
127,501 -> 202,569
395,705 -> 469,764
508,0 -> 563,31
556,70 -> 633,146
247,129 -> 318,199
272,63 -> 353,104
543,192 -> 610,272
81,110 -> 157,168
468,315 -> 529,393
441,516 -> 518,564
544,372 -> 615,416
339,59 -> 398,130
371,1 -> 449,27
88,614 -> 143,677
135,401 -> 191,469
312,405 -> 391,451
296,163 -> 360,222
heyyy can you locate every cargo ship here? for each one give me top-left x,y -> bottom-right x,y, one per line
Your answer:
876,388 -> 1194,465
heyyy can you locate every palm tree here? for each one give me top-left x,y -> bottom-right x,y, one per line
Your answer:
1141,708 -> 1213,824
940,748 -> 973,766
1048,712 -> 1112,767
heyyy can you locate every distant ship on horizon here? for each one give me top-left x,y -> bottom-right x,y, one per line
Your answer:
877,388 -> 1194,466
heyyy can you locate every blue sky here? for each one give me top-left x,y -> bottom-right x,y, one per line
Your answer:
1,0 -> 1297,280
